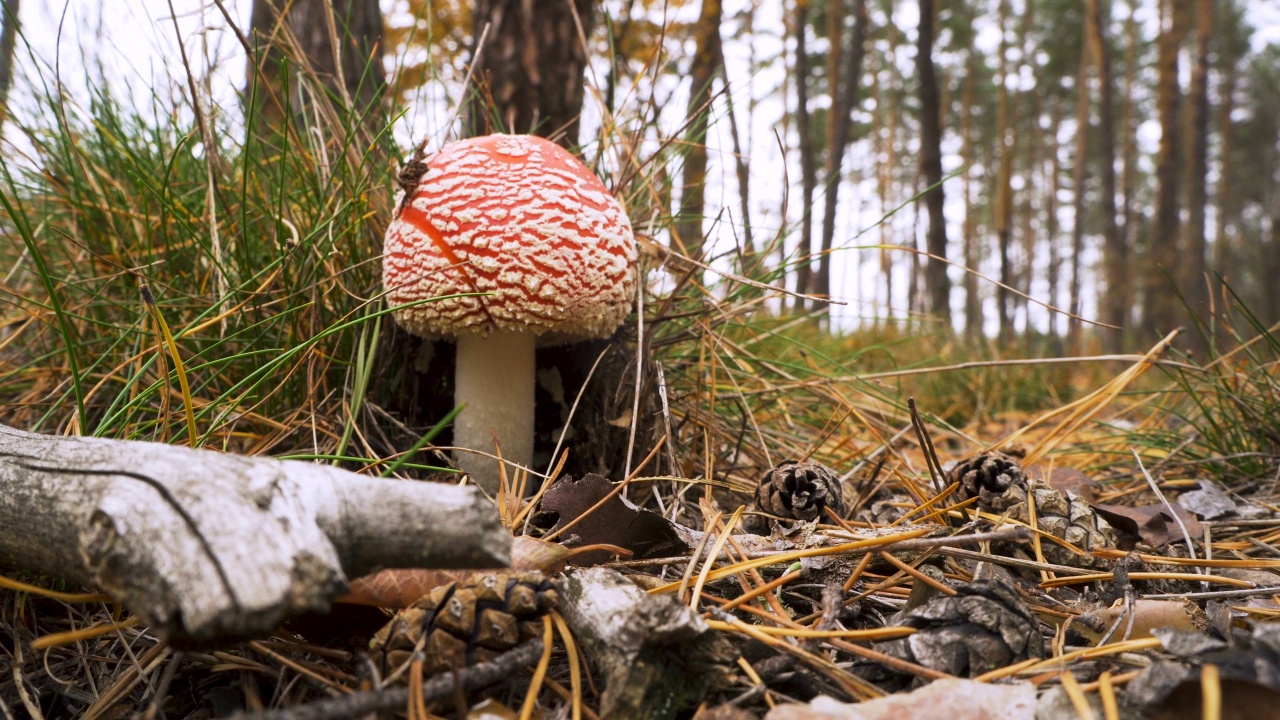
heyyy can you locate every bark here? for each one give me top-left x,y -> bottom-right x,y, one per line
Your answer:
1012,0 -> 1036,327
674,0 -> 723,260
1067,29 -> 1093,349
1181,0 -> 1213,341
994,0 -> 1014,344
1046,97 -> 1064,346
1213,52 -> 1238,282
0,425 -> 508,646
1087,0 -> 1125,352
559,568 -> 734,719
246,0 -> 385,132
815,0 -> 869,309
877,49 -> 898,324
1118,5 -> 1139,272
916,0 -> 949,321
793,0 -> 817,311
466,0 -> 595,146
0,0 -> 19,125
1146,0 -> 1190,338
961,45 -> 979,339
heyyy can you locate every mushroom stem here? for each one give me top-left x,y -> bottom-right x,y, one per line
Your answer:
453,330 -> 536,492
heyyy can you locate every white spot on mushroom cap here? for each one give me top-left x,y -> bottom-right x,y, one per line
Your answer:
383,134 -> 636,340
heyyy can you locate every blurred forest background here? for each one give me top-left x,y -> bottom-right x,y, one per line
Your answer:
1,0 -> 1278,351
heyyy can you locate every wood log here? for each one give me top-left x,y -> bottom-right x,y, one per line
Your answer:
0,424 -> 509,646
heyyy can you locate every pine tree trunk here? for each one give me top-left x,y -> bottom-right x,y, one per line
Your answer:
1180,0 -> 1212,345
0,0 -> 19,125
793,0 -> 817,311
1012,0 -> 1036,329
672,0 -> 723,261
1067,29 -> 1093,350
466,0 -> 595,147
916,0 -> 949,321
961,42 -> 980,339
1046,97 -> 1064,347
1213,54 -> 1237,283
1146,0 -> 1190,339
815,0 -> 869,311
1087,0 -> 1125,352
246,0 -> 385,132
994,0 -> 1014,345
1119,5 -> 1139,268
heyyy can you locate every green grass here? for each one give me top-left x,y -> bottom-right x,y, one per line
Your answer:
0,59 -> 391,456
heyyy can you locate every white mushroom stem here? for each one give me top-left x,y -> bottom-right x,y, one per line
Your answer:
454,330 -> 537,492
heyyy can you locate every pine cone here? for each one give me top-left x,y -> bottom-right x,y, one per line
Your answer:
369,571 -> 558,678
876,576 -> 1044,678
949,452 -> 1027,511
950,453 -> 1115,569
753,460 -> 844,524
1006,478 -> 1116,569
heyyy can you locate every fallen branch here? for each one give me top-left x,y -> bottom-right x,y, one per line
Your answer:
223,640 -> 545,720
0,425 -> 509,646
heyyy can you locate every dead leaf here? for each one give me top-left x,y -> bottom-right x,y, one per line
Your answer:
764,679 -> 1036,719
540,473 -> 687,565
1028,465 -> 1098,503
1074,599 -> 1207,644
340,536 -> 571,608
1091,502 -> 1205,548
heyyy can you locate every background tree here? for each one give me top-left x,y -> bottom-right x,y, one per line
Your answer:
674,0 -> 723,259
792,0 -> 817,311
1180,0 -> 1213,347
465,0 -> 595,146
916,0 -> 948,318
1146,0 -> 1191,338
1086,0 -> 1124,352
246,0 -> 385,131
814,0 -> 869,310
0,0 -> 19,125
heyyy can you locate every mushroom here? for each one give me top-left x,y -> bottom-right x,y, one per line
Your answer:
383,134 -> 636,491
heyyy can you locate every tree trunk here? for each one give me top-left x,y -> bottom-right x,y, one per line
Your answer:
1118,4 -> 1139,273
1012,0 -> 1036,330
1046,97 -> 1064,346
961,41 -> 980,339
994,0 -> 1014,344
1067,28 -> 1093,350
814,0 -> 869,310
0,0 -> 19,125
916,0 -> 949,321
1146,0 -> 1190,339
246,0 -> 385,132
673,0 -> 723,260
466,0 -> 594,147
1213,49 -> 1238,284
793,0 -> 817,311
1180,0 -> 1213,344
1087,0 -> 1125,352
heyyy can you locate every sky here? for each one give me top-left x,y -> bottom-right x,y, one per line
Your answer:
5,0 -> 1279,335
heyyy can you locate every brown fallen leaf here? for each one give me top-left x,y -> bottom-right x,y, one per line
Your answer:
764,679 -> 1036,719
340,536 -> 573,608
1091,502 -> 1204,548
1074,599 -> 1208,644
1029,465 -> 1098,503
540,473 -> 687,565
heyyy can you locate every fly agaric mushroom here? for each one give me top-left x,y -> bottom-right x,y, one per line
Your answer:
383,134 -> 636,491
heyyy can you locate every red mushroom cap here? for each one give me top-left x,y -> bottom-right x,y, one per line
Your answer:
383,134 -> 636,341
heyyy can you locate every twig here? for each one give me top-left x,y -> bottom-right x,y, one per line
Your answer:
226,640 -> 544,720
1131,448 -> 1199,567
